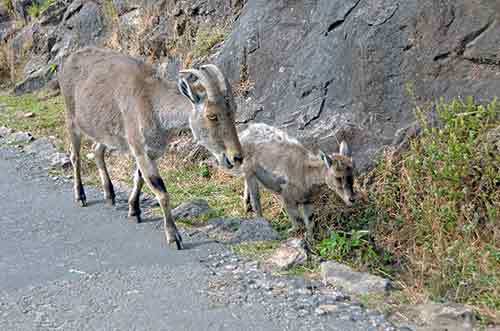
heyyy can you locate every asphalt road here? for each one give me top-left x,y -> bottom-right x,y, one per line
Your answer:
0,146 -> 394,331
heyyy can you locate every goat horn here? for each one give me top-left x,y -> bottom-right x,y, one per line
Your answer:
179,69 -> 217,101
200,64 -> 232,97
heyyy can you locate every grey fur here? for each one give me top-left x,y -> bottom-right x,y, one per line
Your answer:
59,47 -> 243,249
239,123 -> 356,239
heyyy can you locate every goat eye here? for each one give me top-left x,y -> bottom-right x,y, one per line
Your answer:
207,114 -> 218,121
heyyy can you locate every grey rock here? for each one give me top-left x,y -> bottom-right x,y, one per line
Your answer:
0,127 -> 13,138
14,65 -> 56,95
49,152 -> 71,168
201,217 -> 278,243
321,261 -> 391,295
23,137 -> 70,168
171,199 -> 211,220
416,303 -> 475,331
38,0 -> 67,26
7,131 -> 34,144
267,238 -> 307,270
217,0 -> 500,170
24,138 -> 57,157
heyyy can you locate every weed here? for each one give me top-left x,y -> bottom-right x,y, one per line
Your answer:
2,0 -> 13,13
192,27 -> 225,59
26,2 -> 40,18
49,63 -> 57,75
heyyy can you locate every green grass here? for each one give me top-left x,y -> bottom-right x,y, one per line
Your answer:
0,93 -> 66,144
313,97 -> 500,322
192,27 -> 225,59
232,241 -> 280,261
26,0 -> 55,18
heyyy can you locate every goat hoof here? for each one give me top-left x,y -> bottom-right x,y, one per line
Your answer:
105,197 -> 116,207
128,214 -> 141,223
166,231 -> 184,250
175,234 -> 184,250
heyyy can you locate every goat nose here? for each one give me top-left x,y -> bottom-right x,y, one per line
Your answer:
233,154 -> 243,164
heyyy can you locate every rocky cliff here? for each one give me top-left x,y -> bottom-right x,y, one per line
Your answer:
1,0 -> 499,168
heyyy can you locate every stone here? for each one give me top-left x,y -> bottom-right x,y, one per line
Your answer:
321,261 -> 391,295
201,217 -> 278,243
24,137 -> 56,157
416,303 -> 476,331
171,199 -> 211,220
7,131 -> 34,144
49,152 -> 71,169
14,65 -> 56,96
267,238 -> 307,270
316,304 -> 339,315
0,126 -> 13,138
24,112 -> 35,118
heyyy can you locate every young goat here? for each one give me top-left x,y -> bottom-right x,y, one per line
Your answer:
59,47 -> 243,249
239,123 -> 356,238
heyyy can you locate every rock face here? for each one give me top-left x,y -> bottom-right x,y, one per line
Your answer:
10,0 -> 107,95
4,0 -> 500,167
321,261 -> 391,295
216,0 -> 500,169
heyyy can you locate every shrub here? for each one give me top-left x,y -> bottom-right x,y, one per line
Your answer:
314,97 -> 499,321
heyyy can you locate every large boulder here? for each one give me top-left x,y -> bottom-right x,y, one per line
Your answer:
216,0 -> 500,169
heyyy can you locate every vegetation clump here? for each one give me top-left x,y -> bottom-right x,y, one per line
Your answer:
27,0 -> 54,18
192,27 -> 225,59
314,97 -> 499,322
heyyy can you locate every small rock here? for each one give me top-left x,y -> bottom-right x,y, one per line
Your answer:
24,112 -> 35,118
172,199 -> 211,220
201,217 -> 278,243
416,303 -> 475,331
316,304 -> 338,315
267,238 -> 307,270
24,138 -> 56,157
0,126 -> 13,137
7,132 -> 34,144
50,152 -> 71,169
321,261 -> 391,295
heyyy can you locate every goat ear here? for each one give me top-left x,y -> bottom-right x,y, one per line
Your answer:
339,140 -> 351,157
319,150 -> 333,168
178,71 -> 206,104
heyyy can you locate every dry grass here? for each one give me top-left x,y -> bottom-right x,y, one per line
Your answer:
0,43 -> 10,83
313,98 -> 500,323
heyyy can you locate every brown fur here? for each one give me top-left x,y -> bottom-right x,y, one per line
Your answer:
238,123 -> 356,239
59,47 -> 243,249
